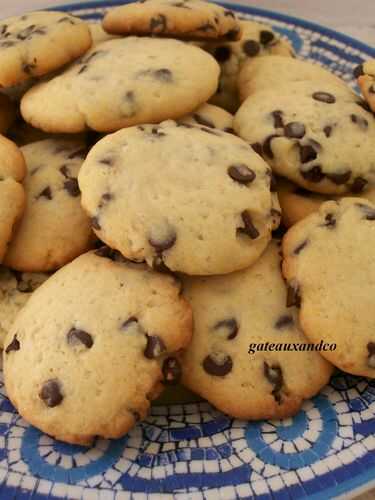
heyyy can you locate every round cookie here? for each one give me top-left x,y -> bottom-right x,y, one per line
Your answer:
0,135 -> 26,262
3,249 -> 192,445
355,59 -> 375,113
282,198 -> 375,377
0,11 -> 92,87
78,120 -> 276,275
277,177 -> 375,227
0,267 -> 49,348
238,55 -> 348,103
178,103 -> 234,132
207,20 -> 295,113
21,37 -> 220,133
102,0 -> 241,41
181,240 -> 333,420
0,93 -> 16,134
234,80 -> 375,194
4,138 -> 93,272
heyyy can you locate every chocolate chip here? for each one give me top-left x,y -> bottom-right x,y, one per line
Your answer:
300,165 -> 324,183
224,127 -> 235,134
286,283 -> 301,308
243,39 -> 260,57
144,335 -> 166,359
351,176 -> 368,193
271,110 -> 284,128
150,13 -> 167,32
225,28 -> 240,41
99,192 -> 113,208
198,22 -> 216,33
68,148 -> 86,160
39,379 -> 63,408
148,227 -> 176,252
224,9 -> 235,17
237,210 -> 259,239
284,122 -> 305,139
263,134 -> 279,159
63,178 -> 80,197
67,328 -> 93,348
60,165 -> 70,178
312,92 -> 336,104
193,114 -> 214,128
326,170 -> 351,185
353,63 -> 364,78
99,156 -> 114,167
37,186 -> 52,200
213,46 -> 231,62
214,318 -> 238,340
272,222 -> 287,239
162,357 -> 181,384
122,316 -> 138,329
153,68 -> 173,82
5,334 -> 20,354
294,239 -> 308,254
274,315 -> 294,330
228,164 -> 256,185
350,114 -> 368,130
260,30 -> 275,45
203,353 -> 233,376
58,16 -> 75,24
299,144 -> 318,164
251,142 -> 263,156
322,213 -> 336,228
17,25 -> 36,40
94,245 -> 127,262
91,216 -> 101,230
199,127 -> 219,136
356,203 -> 375,220
323,125 -> 333,138
78,64 -> 88,75
367,342 -> 375,368
22,61 -> 36,75
263,362 -> 283,403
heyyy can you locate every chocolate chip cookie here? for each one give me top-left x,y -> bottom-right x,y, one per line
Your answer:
282,198 -> 375,377
277,177 -> 375,227
102,0 -> 241,41
78,120 -> 276,275
3,249 -> 192,445
4,138 -> 93,272
238,55 -> 348,103
0,135 -> 26,262
21,37 -> 220,133
355,59 -> 375,113
234,80 -> 375,194
181,240 -> 333,419
207,20 -> 295,112
0,11 -> 92,87
0,267 -> 49,348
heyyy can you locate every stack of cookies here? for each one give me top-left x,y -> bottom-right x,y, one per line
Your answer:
0,0 -> 374,446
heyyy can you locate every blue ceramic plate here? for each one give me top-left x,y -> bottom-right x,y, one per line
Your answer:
1,2 -> 375,499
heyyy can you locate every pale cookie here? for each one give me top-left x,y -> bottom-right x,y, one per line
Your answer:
4,138 -> 93,272
21,37 -> 220,133
3,249 -> 192,445
355,59 -> 375,113
181,240 -> 333,420
282,198 -> 375,377
78,120 -> 276,275
207,20 -> 294,112
277,177 -> 375,227
0,267 -> 49,348
0,11 -> 92,87
0,93 -> 16,134
0,135 -> 26,262
238,55 -> 348,102
234,80 -> 375,194
178,103 -> 234,132
102,0 -> 241,41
